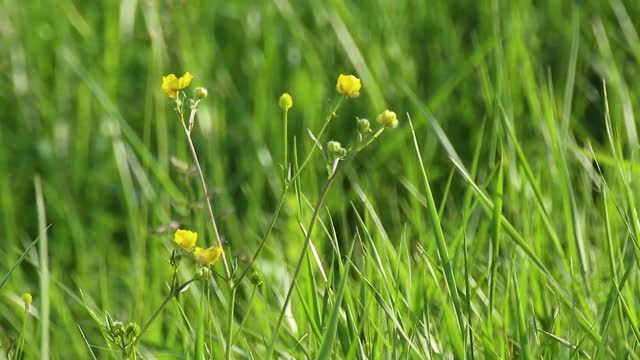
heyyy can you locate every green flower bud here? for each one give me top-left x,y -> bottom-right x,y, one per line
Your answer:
126,322 -> 140,338
279,93 -> 293,110
21,293 -> 32,310
326,140 -> 347,159
357,118 -> 372,134
194,87 -> 208,99
250,270 -> 264,288
111,321 -> 125,338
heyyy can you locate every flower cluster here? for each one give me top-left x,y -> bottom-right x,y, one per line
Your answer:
174,228 -> 222,266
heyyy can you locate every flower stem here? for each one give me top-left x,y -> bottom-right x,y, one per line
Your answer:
283,108 -> 289,180
181,106 -> 232,281
129,278 -> 196,353
225,286 -> 237,360
234,97 -> 345,287
265,161 -> 343,359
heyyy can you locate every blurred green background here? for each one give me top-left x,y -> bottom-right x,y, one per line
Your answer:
3,0 -> 640,358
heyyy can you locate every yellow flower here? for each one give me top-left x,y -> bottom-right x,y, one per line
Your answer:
194,246 -> 223,266
161,72 -> 193,98
279,93 -> 293,110
376,109 -> 399,128
21,293 -> 32,310
174,229 -> 197,250
336,74 -> 361,97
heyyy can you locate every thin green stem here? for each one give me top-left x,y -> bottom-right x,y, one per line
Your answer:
129,278 -> 196,352
225,286 -> 237,360
287,96 -> 345,185
265,162 -> 343,359
234,97 -> 346,286
180,105 -> 232,281
231,285 -> 258,348
283,108 -> 289,179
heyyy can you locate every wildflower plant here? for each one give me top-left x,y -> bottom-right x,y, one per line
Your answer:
88,70 -> 399,359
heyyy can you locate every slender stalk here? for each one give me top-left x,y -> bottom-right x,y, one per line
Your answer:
283,107 -> 289,178
234,97 -> 345,286
265,162 -> 343,359
129,278 -> 196,352
231,285 -> 258,348
287,97 -> 345,185
180,103 -> 232,281
225,287 -> 237,360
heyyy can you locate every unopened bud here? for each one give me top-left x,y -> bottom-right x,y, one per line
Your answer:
279,93 -> 293,110
194,87 -> 208,100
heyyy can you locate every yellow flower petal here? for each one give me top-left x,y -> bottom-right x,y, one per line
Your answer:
336,74 -> 361,97
194,246 -> 222,266
177,72 -> 193,89
161,72 -> 193,98
174,229 -> 197,250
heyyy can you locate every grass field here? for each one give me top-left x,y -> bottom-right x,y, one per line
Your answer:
2,0 -> 640,358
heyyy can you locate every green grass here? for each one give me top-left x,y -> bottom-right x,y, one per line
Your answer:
2,0 -> 640,358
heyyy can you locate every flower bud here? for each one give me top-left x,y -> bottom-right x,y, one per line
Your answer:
326,140 -> 347,159
194,87 -> 208,99
126,322 -> 141,337
376,109 -> 399,128
250,270 -> 264,288
357,118 -> 372,134
112,321 -> 125,337
279,93 -> 293,110
21,293 -> 32,310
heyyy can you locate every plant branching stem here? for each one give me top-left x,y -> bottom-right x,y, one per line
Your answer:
265,162 -> 343,359
129,278 -> 196,354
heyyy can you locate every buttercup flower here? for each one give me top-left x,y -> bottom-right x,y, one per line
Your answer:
336,74 -> 361,97
279,93 -> 293,110
194,246 -> 223,266
376,109 -> 399,128
174,229 -> 198,250
21,293 -> 32,310
162,72 -> 193,98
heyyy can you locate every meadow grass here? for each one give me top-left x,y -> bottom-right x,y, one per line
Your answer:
2,0 -> 640,358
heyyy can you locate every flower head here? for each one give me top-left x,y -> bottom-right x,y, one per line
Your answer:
162,72 -> 193,98
174,229 -> 197,250
279,93 -> 293,110
21,293 -> 32,310
376,109 -> 399,128
194,246 -> 223,266
194,87 -> 208,100
336,74 -> 361,97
